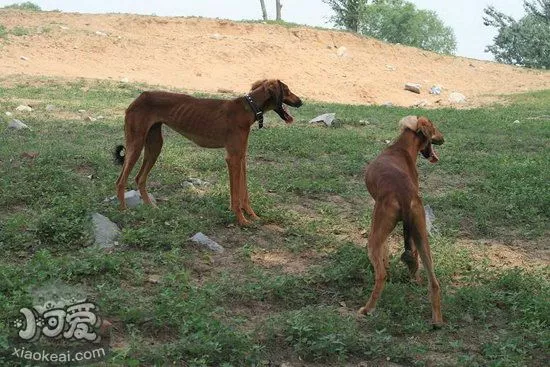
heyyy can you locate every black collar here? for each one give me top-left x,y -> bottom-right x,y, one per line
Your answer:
244,94 -> 264,128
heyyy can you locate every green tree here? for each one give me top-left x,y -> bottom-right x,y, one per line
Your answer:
484,0 -> 550,68
324,0 -> 456,54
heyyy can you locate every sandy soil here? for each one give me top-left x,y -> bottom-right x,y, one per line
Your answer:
1,10 -> 550,106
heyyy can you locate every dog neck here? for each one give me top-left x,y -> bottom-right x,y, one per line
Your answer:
393,129 -> 425,164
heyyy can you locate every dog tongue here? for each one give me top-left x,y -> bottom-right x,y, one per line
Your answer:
429,145 -> 439,163
283,104 -> 294,123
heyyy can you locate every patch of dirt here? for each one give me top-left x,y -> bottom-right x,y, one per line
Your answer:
1,10 -> 550,107
251,250 -> 319,275
456,239 -> 550,269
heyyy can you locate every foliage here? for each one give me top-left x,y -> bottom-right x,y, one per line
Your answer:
484,0 -> 550,68
324,0 -> 457,54
1,2 -> 41,11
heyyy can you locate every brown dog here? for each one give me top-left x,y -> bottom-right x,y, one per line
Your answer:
114,79 -> 302,225
359,116 -> 444,327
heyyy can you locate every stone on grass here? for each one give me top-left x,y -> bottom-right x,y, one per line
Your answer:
405,83 -> 421,94
449,92 -> 466,104
16,105 -> 33,112
84,116 -> 97,122
309,113 -> 335,127
190,232 -> 224,253
45,104 -> 56,111
92,213 -> 120,249
124,190 -> 156,208
104,190 -> 156,208
8,119 -> 30,130
5,111 -> 13,117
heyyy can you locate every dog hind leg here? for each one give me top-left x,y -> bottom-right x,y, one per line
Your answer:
135,122 -> 163,207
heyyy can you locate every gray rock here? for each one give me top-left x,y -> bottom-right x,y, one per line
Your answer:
430,85 -> 442,95
5,111 -> 13,116
84,116 -> 97,122
91,213 -> 120,249
8,119 -> 30,130
124,190 -> 156,208
405,83 -> 421,94
382,101 -> 394,107
309,113 -> 335,127
190,232 -> 224,253
15,105 -> 33,112
105,190 -> 156,208
45,104 -> 56,111
449,92 -> 466,104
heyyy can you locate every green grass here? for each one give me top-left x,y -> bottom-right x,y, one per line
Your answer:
0,76 -> 549,366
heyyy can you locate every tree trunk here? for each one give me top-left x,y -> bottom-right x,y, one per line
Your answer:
260,0 -> 268,21
276,0 -> 282,21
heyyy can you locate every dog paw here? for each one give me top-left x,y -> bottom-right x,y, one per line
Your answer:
357,307 -> 375,316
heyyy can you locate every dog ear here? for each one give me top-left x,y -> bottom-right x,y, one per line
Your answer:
399,116 -> 418,131
266,80 -> 282,107
417,118 -> 433,142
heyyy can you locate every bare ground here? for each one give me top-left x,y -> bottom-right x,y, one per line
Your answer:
1,10 -> 550,107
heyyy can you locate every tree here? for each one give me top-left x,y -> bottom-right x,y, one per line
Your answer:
276,0 -> 282,21
484,0 -> 550,68
259,0 -> 268,21
323,0 -> 367,32
324,0 -> 456,54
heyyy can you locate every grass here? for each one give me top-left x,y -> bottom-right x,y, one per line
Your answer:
0,76 -> 549,366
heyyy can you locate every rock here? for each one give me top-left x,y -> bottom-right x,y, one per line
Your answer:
336,46 -> 347,57
190,232 -> 224,253
382,101 -> 393,107
430,85 -> 442,95
512,120 -> 521,124
124,190 -> 156,208
147,275 -> 161,284
413,99 -> 429,107
385,64 -> 396,71
95,31 -> 108,36
120,77 -> 129,83
84,116 -> 97,122
78,109 -> 86,113
449,92 -> 466,104
384,139 -> 391,144
7,119 -> 30,130
210,33 -> 224,40
5,111 -> 13,117
309,113 -> 335,127
59,25 -> 70,30
96,115 -> 105,120
15,105 -> 33,112
20,56 -> 29,61
105,190 -> 156,208
45,104 -> 56,111
91,213 -> 120,249
405,83 -> 421,94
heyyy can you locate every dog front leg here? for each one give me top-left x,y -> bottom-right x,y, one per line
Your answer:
226,153 -> 250,226
240,157 -> 260,220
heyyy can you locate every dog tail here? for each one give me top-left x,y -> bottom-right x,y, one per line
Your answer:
114,145 -> 125,165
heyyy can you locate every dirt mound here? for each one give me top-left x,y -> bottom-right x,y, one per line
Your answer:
1,10 -> 550,106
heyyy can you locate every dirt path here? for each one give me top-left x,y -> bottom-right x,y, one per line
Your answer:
1,10 -> 550,106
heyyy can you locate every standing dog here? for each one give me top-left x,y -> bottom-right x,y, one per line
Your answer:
359,116 -> 444,327
114,79 -> 302,225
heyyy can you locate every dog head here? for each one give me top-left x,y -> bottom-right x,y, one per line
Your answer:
250,79 -> 303,123
399,116 -> 444,163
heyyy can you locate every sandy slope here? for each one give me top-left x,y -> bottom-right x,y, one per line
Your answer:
1,10 -> 550,106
